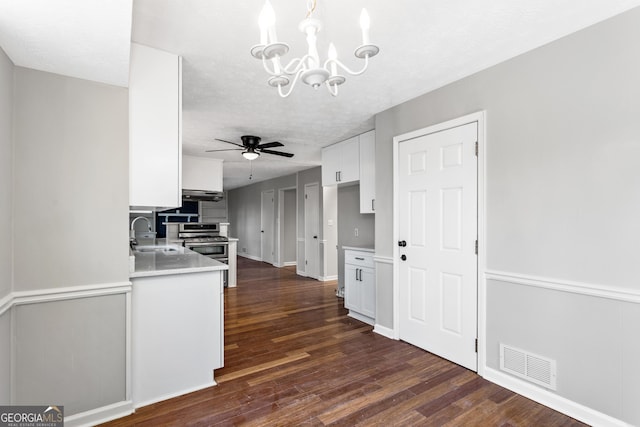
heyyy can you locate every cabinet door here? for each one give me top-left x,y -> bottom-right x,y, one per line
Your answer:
344,264 -> 360,311
183,155 -> 223,192
129,43 -> 182,209
359,130 -> 375,213
322,144 -> 341,186
339,136 -> 360,184
360,267 -> 376,318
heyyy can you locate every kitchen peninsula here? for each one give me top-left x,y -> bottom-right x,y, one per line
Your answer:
130,246 -> 227,408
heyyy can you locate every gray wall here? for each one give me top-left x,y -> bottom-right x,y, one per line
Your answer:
10,68 -> 129,415
337,184 -> 374,291
228,173 -> 296,259
374,8 -> 640,425
0,46 -> 13,404
282,189 -> 297,263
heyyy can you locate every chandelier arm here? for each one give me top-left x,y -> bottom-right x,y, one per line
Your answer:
261,55 -> 286,76
326,81 -> 339,97
324,54 -> 370,77
276,69 -> 305,98
282,55 -> 312,75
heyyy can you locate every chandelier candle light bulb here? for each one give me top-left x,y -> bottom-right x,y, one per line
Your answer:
252,0 -> 379,98
328,43 -> 338,76
360,9 -> 370,45
259,0 -> 277,44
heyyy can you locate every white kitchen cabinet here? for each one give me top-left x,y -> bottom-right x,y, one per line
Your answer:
359,130 -> 376,214
131,269 -> 223,408
183,155 -> 223,192
322,136 -> 360,186
344,248 -> 375,325
129,43 -> 182,209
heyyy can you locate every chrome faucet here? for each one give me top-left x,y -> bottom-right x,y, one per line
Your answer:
130,216 -> 152,240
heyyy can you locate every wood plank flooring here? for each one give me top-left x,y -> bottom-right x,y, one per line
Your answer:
102,257 -> 588,426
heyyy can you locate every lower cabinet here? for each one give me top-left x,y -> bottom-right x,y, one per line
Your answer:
344,248 -> 375,325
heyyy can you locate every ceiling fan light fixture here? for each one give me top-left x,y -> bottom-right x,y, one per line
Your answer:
242,149 -> 260,160
251,0 -> 379,98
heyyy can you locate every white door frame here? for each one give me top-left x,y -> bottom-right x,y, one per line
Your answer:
392,111 -> 487,375
304,182 -> 320,280
261,189 -> 275,264
276,186 -> 297,268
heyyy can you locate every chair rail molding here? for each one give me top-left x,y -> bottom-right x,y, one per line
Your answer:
485,270 -> 640,304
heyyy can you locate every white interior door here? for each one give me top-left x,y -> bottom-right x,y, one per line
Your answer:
261,189 -> 275,264
397,121 -> 478,371
304,183 -> 320,279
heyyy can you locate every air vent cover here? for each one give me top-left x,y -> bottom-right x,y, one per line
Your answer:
500,344 -> 557,390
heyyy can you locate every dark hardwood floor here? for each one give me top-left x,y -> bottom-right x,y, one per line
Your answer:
102,257 -> 587,426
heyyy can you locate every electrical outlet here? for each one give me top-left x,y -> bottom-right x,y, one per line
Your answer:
242,247 -> 247,253
354,228 -> 359,237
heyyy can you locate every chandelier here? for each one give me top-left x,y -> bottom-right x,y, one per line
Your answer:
250,0 -> 379,98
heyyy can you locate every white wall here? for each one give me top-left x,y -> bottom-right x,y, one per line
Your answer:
11,67 -> 129,416
322,186 -> 338,280
374,7 -> 640,425
0,46 -> 14,405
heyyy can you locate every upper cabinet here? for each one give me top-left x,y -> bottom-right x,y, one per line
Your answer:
183,155 -> 224,192
129,43 -> 182,210
321,130 -> 376,214
359,130 -> 376,214
322,136 -> 360,186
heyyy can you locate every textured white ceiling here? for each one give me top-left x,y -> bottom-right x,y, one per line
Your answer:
2,1 -> 640,189
0,0 -> 132,87
131,0 -> 640,189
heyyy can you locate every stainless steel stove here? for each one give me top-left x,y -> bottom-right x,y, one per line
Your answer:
179,223 -> 229,285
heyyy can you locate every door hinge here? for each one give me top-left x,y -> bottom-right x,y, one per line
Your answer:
475,338 -> 478,353
475,141 -> 478,156
475,240 -> 478,255
305,194 -> 308,199
305,260 -> 308,265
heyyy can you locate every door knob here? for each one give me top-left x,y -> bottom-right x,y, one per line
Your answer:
401,254 -> 407,261
313,235 -> 318,239
398,240 -> 407,247
261,230 -> 264,233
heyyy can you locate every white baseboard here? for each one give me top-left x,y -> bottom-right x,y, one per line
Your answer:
348,311 -> 374,326
64,400 -> 134,427
283,261 -> 297,267
483,367 -> 632,427
373,324 -> 395,339
237,253 -> 262,262
134,380 -> 217,409
320,275 -> 337,282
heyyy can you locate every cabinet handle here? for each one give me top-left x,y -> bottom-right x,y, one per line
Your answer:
358,268 -> 362,281
372,199 -> 375,211
335,171 -> 339,182
338,171 -> 342,182
355,257 -> 365,260
355,268 -> 359,281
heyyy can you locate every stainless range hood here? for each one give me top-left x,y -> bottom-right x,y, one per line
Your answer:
182,189 -> 224,202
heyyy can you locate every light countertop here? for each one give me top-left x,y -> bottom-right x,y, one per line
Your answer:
130,245 -> 228,278
342,246 -> 375,253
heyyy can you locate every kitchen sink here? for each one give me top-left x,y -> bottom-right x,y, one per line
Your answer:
134,245 -> 184,254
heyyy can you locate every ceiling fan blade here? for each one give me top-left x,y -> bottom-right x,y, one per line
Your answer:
205,148 -> 243,152
215,138 -> 245,148
260,149 -> 294,158
257,141 -> 284,149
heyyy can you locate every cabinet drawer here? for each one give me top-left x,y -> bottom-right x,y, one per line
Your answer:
344,250 -> 374,268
